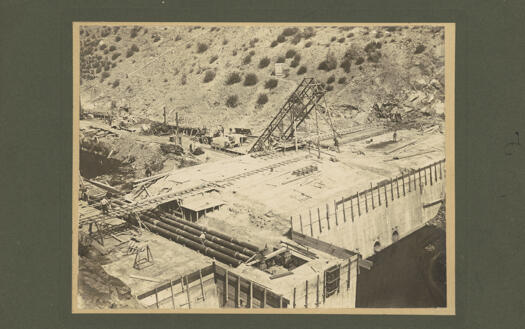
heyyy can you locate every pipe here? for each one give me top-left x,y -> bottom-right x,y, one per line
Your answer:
140,215 -> 250,262
153,210 -> 260,252
141,221 -> 242,267
148,211 -> 256,257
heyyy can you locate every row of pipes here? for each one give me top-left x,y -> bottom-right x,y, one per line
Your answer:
110,199 -> 259,267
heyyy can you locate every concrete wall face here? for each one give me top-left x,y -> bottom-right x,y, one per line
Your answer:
291,160 -> 446,259
289,256 -> 358,309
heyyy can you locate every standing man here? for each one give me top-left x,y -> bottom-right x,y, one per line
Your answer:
393,130 -> 398,143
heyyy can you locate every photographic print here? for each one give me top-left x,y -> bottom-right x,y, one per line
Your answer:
72,22 -> 455,314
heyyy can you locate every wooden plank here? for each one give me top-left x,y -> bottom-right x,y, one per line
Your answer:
270,271 -> 294,279
185,275 -> 191,309
396,177 -> 400,197
130,275 -> 161,283
334,200 -> 338,226
364,190 -> 368,212
391,178 -> 394,201
293,287 -> 296,308
249,281 -> 253,308
402,174 -> 406,196
370,183 -> 375,209
326,204 -> 330,230
305,280 -> 308,308
317,207 -> 322,233
384,184 -> 388,207
299,215 -> 303,234
224,270 -> 229,306
309,209 -> 314,237
155,288 -> 159,309
236,275 -> 241,307
347,260 -> 351,290
430,164 -> 433,185
168,280 -> 175,309
262,288 -> 266,308
342,197 -> 347,222
350,196 -> 354,222
316,274 -> 320,307
356,192 -> 361,216
378,183 -> 381,205
199,269 -> 205,301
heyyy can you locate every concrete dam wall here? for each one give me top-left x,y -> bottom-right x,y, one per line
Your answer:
291,159 -> 446,259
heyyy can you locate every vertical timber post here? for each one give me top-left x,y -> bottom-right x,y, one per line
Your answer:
249,281 -> 253,308
356,193 -> 361,216
390,178 -> 394,201
402,174 -> 406,196
350,196 -> 354,222
342,197 -> 347,222
317,208 -> 322,234
262,288 -> 266,308
378,183 -> 381,205
419,169 -> 423,193
224,270 -> 229,307
326,204 -> 330,230
199,269 -> 205,301
384,184 -> 388,207
316,275 -> 320,307
371,183 -> 375,209
305,280 -> 308,308
170,280 -> 176,309
364,190 -> 368,213
185,276 -> 191,309
334,200 -> 338,225
430,165 -> 433,185
309,209 -> 314,237
299,215 -> 304,234
236,275 -> 240,307
293,287 -> 296,308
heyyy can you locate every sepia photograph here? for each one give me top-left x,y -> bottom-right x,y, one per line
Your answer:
72,22 -> 455,313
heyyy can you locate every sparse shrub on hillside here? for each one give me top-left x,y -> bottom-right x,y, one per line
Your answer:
111,62 -> 116,68
130,27 -> 140,38
153,35 -> 161,42
100,71 -> 110,81
282,27 -> 299,36
331,36 -> 337,42
290,54 -> 301,68
186,43 -> 191,49
131,44 -> 139,52
113,26 -> 120,34
109,45 -> 116,52
115,36 -> 121,42
291,34 -> 302,45
225,72 -> 242,85
103,49 -> 109,54
375,31 -> 383,38
326,84 -> 334,91
340,59 -> 351,73
112,79 -> 120,88
258,57 -> 270,69
209,55 -> 218,64
226,95 -> 239,108
301,27 -> 316,39
364,41 -> 381,53
203,70 -> 216,83
223,39 -> 228,45
367,51 -> 381,63
276,56 -> 285,63
99,44 -> 107,50
242,54 -> 252,65
264,79 -> 278,89
285,49 -> 297,59
181,74 -> 187,85
270,40 -> 279,47
249,50 -> 255,56
197,43 -> 209,53
305,41 -> 312,48
232,50 -> 237,56
338,37 -> 345,43
126,49 -> 134,58
318,54 -> 337,71
277,35 -> 286,43
386,26 -> 397,32
327,75 -> 335,84
249,38 -> 259,47
338,77 -> 346,84
297,65 -> 307,75
355,57 -> 364,65
175,35 -> 182,41
256,93 -> 268,106
244,73 -> 258,86
111,52 -> 121,60
347,32 -> 354,38
414,44 -> 426,54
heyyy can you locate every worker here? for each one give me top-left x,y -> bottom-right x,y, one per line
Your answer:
145,167 -> 152,177
334,137 -> 340,152
199,232 -> 206,245
393,130 -> 398,142
100,194 -> 111,214
80,186 -> 89,202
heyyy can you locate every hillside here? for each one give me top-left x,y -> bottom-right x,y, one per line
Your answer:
79,25 -> 445,132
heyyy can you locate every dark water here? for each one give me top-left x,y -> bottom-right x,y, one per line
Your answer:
356,225 -> 446,308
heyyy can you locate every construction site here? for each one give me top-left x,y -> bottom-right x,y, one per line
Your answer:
76,24 -> 448,310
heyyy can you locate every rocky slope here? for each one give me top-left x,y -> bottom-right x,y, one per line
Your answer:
80,25 -> 445,132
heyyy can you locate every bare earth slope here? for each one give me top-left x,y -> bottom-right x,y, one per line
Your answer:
80,25 -> 445,132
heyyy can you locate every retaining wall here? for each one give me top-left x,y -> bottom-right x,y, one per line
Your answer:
290,159 -> 446,259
